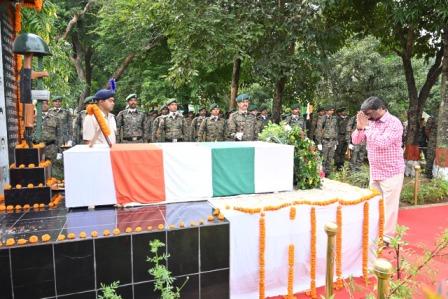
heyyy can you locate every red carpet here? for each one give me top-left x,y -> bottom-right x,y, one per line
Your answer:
268,204 -> 448,299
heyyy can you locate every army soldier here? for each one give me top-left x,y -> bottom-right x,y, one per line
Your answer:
425,116 -> 438,178
49,96 -> 73,146
116,94 -> 146,143
151,106 -> 169,142
158,99 -> 189,142
310,107 -> 326,143
190,107 -> 207,141
316,106 -> 339,177
334,107 -> 350,170
346,115 -> 367,171
198,104 -> 226,142
144,109 -> 158,142
41,99 -> 63,178
74,96 -> 95,145
227,94 -> 260,141
285,103 -> 306,132
258,104 -> 270,131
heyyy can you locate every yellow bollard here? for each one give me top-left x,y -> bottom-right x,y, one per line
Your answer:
414,164 -> 421,205
325,222 -> 338,298
374,258 -> 393,299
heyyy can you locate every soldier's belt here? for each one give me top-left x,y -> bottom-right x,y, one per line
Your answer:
123,136 -> 143,141
45,140 -> 56,145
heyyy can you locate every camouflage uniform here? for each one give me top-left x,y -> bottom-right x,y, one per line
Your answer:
158,112 -> 189,142
41,112 -> 63,179
144,112 -> 157,142
184,115 -> 194,142
73,110 -> 87,144
116,108 -> 147,143
198,116 -> 226,142
191,116 -> 206,141
316,114 -> 339,176
258,115 -> 270,132
284,114 -> 306,132
48,107 -> 73,144
425,116 -> 438,178
227,111 -> 260,141
346,116 -> 367,171
334,115 -> 350,169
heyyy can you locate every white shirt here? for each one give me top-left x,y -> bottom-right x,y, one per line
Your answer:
82,111 -> 117,144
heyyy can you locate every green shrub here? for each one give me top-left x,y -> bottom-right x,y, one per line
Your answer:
401,178 -> 448,205
329,164 -> 370,188
259,122 -> 321,189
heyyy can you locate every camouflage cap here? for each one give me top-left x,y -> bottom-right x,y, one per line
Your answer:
126,93 -> 137,101
336,107 -> 346,113
236,93 -> 251,102
165,98 -> 177,106
52,96 -> 63,101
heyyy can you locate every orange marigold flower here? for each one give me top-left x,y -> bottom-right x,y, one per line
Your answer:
16,184 -> 22,189
4,184 -> 11,190
29,235 -> 39,243
179,221 -> 185,228
112,228 -> 120,235
6,205 -> 14,211
17,238 -> 27,245
28,163 -> 35,168
27,183 -> 34,188
207,215 -> 214,222
42,234 -> 51,242
38,183 -> 44,187
39,203 -> 45,208
67,233 -> 76,239
23,204 -> 31,210
79,232 -> 87,238
146,226 -> 153,231
125,227 -> 132,233
158,224 -> 165,230
33,203 -> 39,209
91,231 -> 98,238
15,205 -> 22,211
57,234 -> 66,241
135,226 -> 142,232
103,229 -> 111,236
18,164 -> 25,168
218,214 -> 225,221
213,208 -> 220,216
6,238 -> 15,246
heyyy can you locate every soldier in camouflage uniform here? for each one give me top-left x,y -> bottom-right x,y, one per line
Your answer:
151,106 -> 169,142
198,104 -> 226,142
73,96 -> 95,145
258,104 -> 270,132
41,100 -> 64,178
144,109 -> 158,142
284,103 -> 306,133
311,107 -> 326,144
158,99 -> 189,142
227,94 -> 260,141
425,116 -> 438,178
48,96 -> 73,145
116,94 -> 147,143
346,115 -> 367,171
316,106 -> 339,177
190,107 -> 207,141
334,107 -> 350,170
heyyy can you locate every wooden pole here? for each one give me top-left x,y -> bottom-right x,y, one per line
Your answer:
324,222 -> 338,298
414,164 -> 421,205
374,258 -> 393,299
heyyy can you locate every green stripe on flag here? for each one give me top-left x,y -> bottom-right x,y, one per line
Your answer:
212,147 -> 255,196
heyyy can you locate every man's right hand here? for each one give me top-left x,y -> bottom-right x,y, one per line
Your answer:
356,111 -> 369,129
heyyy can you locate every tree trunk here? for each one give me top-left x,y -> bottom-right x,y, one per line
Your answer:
434,28 -> 448,179
272,76 -> 287,124
229,57 -> 241,110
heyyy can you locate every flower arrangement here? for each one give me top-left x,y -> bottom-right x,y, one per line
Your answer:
289,207 -> 296,220
287,244 -> 295,299
307,207 -> 317,299
259,123 -> 321,189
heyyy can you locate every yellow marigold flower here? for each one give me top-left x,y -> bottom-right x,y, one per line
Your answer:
17,239 -> 27,245
158,224 -> 165,230
146,226 -> 153,231
179,221 -> 185,228
135,226 -> 142,232
6,205 -> 14,211
79,232 -> 87,238
23,204 -> 30,210
27,183 -> 34,188
168,224 -> 176,230
207,215 -> 214,222
112,228 -> 120,235
38,183 -> 43,187
91,231 -> 98,238
4,184 -> 11,190
28,163 -> 35,168
125,227 -> 132,233
15,184 -> 22,189
29,235 -> 39,243
33,203 -> 39,209
18,164 -> 25,168
39,203 -> 45,208
67,233 -> 76,240
0,205 -> 6,212
103,229 -> 111,236
15,205 -> 22,211
57,234 -> 66,241
41,234 -> 51,242
6,238 -> 15,246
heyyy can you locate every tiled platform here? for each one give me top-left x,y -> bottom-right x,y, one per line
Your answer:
0,201 -> 230,299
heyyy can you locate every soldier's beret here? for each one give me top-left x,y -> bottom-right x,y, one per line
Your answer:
52,96 -> 63,101
160,105 -> 168,110
259,104 -> 269,111
236,94 -> 251,102
336,107 -> 346,113
83,96 -> 95,105
94,89 -> 115,101
199,107 -> 207,112
126,94 -> 137,101
291,103 -> 300,110
209,103 -> 220,111
165,98 -> 177,106
248,104 -> 258,112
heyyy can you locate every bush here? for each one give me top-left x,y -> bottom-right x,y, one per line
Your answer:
259,122 -> 321,189
329,164 -> 370,188
401,178 -> 448,205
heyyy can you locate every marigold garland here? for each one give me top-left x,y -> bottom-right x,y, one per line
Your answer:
14,4 -> 22,33
362,201 -> 369,284
259,214 -> 266,299
287,244 -> 295,299
378,198 -> 385,245
289,207 -> 296,220
307,207 -> 317,299
16,55 -> 22,73
22,0 -> 44,11
86,104 -> 111,136
335,205 -> 343,290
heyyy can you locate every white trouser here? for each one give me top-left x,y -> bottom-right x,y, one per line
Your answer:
370,173 -> 404,236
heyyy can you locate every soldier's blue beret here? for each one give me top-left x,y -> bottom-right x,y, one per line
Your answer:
126,94 -> 137,101
236,94 -> 251,102
94,89 -> 115,101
